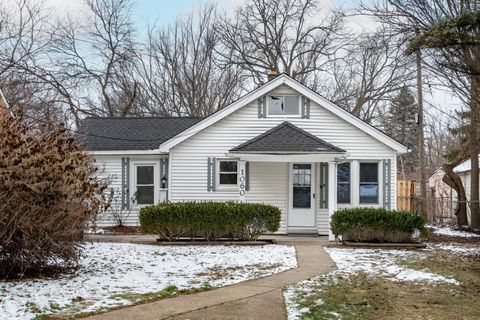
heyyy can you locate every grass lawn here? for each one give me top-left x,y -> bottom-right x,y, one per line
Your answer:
284,229 -> 480,320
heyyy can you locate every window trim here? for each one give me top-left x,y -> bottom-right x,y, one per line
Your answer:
132,161 -> 158,206
217,159 -> 239,188
336,162 -> 351,204
359,161 -> 380,205
266,95 -> 301,117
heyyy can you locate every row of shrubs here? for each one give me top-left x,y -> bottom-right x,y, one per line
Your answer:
139,201 -> 426,243
331,208 -> 427,242
139,201 -> 281,241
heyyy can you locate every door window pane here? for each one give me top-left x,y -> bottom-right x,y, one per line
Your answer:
293,164 -> 311,208
136,165 -> 155,205
137,186 -> 154,204
137,166 -> 154,184
293,187 -> 311,208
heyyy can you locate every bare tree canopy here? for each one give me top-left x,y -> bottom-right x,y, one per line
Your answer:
327,30 -> 414,123
215,0 -> 345,86
138,5 -> 244,117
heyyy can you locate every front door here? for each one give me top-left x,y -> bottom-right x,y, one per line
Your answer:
288,163 -> 316,227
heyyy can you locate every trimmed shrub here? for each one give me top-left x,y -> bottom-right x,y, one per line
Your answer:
139,202 -> 281,241
330,208 -> 427,242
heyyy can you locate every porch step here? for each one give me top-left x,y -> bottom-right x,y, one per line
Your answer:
287,228 -> 318,236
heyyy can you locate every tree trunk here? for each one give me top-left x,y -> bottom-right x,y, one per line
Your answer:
469,76 -> 480,229
416,48 -> 428,217
442,162 -> 469,227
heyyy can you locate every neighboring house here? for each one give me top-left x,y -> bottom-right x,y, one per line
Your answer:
79,74 -> 408,240
453,155 -> 480,222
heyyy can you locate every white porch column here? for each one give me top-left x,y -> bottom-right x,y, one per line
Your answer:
328,161 -> 337,241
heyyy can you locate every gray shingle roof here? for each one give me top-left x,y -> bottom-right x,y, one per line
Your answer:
230,122 -> 346,153
77,117 -> 202,151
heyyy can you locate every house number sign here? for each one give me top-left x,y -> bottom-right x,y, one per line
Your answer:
239,161 -> 246,202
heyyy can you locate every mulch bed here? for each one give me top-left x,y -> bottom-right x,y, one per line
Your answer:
102,226 -> 140,234
155,238 -> 277,246
327,241 -> 427,249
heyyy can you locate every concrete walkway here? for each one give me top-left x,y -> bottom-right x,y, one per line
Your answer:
85,236 -> 336,320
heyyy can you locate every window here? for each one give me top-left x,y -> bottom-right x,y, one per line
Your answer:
136,165 -> 155,205
337,162 -> 350,204
292,164 -> 312,208
267,95 -> 300,115
219,160 -> 238,185
360,163 -> 379,204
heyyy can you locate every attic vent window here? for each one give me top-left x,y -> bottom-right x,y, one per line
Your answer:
267,95 -> 300,116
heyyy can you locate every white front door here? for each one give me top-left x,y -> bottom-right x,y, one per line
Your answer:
288,163 -> 316,227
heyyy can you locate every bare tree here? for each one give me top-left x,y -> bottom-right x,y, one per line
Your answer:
48,0 -> 140,120
367,0 -> 480,227
216,0 -> 345,86
139,5 -> 244,117
326,30 -> 414,123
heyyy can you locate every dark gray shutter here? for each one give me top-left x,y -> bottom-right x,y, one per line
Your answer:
319,162 -> 328,209
121,157 -> 130,209
383,159 -> 392,209
257,97 -> 266,118
301,96 -> 310,118
207,157 -> 216,191
121,157 -> 125,209
245,161 -> 250,191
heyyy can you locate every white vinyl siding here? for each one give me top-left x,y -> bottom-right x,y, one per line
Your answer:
169,84 -> 397,234
93,155 -> 164,227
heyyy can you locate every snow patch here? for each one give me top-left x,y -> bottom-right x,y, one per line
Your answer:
284,247 -> 460,320
428,243 -> 480,255
0,242 -> 296,320
429,226 -> 480,238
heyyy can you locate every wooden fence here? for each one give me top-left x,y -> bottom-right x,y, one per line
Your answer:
397,180 -> 416,211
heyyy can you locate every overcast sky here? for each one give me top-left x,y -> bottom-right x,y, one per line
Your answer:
39,0 -> 461,126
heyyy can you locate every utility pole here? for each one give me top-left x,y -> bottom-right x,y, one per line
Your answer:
415,47 -> 428,217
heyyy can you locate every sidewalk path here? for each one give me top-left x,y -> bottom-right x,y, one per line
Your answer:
84,236 -> 335,320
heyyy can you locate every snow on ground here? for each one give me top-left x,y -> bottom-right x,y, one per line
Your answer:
0,242 -> 297,320
284,247 -> 458,320
429,225 -> 480,238
428,243 -> 480,255
326,248 -> 459,285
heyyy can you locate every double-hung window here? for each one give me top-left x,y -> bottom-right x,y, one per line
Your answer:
337,162 -> 351,204
267,95 -> 300,116
218,160 -> 238,185
359,162 -> 379,204
136,165 -> 155,205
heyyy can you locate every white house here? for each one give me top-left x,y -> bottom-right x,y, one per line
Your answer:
79,74 -> 408,240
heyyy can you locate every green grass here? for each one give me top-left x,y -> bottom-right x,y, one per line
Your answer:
109,282 -> 214,304
290,252 -> 480,320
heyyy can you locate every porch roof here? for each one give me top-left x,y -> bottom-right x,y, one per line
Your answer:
229,122 -> 346,154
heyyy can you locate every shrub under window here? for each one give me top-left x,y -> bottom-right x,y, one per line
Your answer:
139,201 -> 281,241
330,208 -> 426,242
